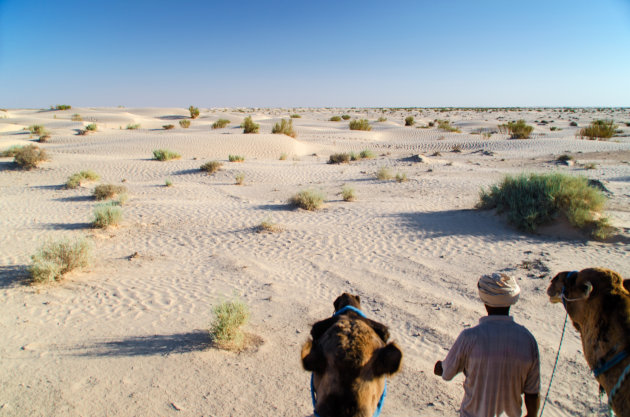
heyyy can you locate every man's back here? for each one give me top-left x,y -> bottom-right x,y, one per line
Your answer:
441,315 -> 540,417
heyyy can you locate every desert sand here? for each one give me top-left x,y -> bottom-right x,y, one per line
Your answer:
0,107 -> 629,416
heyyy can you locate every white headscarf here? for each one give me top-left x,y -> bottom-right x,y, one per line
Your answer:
478,273 -> 521,307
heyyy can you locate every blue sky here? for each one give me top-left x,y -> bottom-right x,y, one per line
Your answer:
1,0 -> 629,107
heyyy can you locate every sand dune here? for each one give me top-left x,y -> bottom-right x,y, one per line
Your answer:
0,107 -> 629,416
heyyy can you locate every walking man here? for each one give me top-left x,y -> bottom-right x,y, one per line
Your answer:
434,273 -> 540,417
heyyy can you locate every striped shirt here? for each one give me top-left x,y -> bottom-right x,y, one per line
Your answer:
442,315 -> 540,417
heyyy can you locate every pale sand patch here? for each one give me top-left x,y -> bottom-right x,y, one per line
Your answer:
0,107 -> 629,416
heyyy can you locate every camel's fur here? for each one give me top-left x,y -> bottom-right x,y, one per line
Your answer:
547,268 -> 630,416
301,294 -> 402,417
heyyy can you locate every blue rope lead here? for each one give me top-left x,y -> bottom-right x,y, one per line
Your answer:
608,361 -> 630,415
540,310 -> 569,417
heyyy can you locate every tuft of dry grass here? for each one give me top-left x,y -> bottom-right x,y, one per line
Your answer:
126,124 -> 140,130
349,119 -> 371,131
376,167 -> 393,180
93,184 -> 127,200
92,202 -> 122,228
228,155 -> 245,162
257,219 -> 282,233
14,145 -> 48,169
235,173 -> 245,185
498,120 -> 533,139
153,149 -> 181,161
85,123 -> 97,131
162,124 -> 175,130
1,145 -> 24,157
212,119 -> 230,129
329,153 -> 351,164
289,189 -> 325,211
405,116 -> 415,126
395,172 -> 408,182
66,170 -> 100,189
341,186 -> 355,201
189,106 -> 200,119
210,297 -> 250,350
200,161 -> 222,173
329,116 -> 342,122
179,119 -> 191,128
578,119 -> 617,140
242,116 -> 259,134
272,119 -> 297,138
29,237 -> 91,283
71,113 -> 83,121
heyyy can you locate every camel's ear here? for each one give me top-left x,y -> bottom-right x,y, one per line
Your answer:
302,340 -> 326,373
373,342 -> 402,376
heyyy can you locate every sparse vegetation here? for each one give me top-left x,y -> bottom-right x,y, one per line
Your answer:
162,124 -> 175,130
405,116 -> 415,126
85,123 -> 97,131
228,155 -> 245,162
165,179 -> 173,187
279,153 -> 287,160
53,104 -> 72,110
349,119 -> 371,131
498,120 -> 533,139
342,186 -> 355,201
272,119 -> 297,138
329,116 -> 342,122
179,119 -> 191,128
200,161 -> 222,173
212,119 -> 230,129
71,113 -> 83,121
395,172 -> 408,182
377,116 -> 387,122
329,153 -> 351,164
153,149 -> 181,161
341,115 -> 351,120
210,297 -> 250,350
93,184 -> 127,200
437,120 -> 461,133
242,116 -> 259,134
583,163 -> 597,170
38,130 -> 51,142
14,145 -> 48,169
477,173 -> 611,239
92,202 -> 122,228
376,167 -> 393,180
126,123 -> 140,130
189,106 -> 200,119
578,120 -> 617,140
359,149 -> 375,159
289,189 -> 325,211
290,114 -> 301,118
28,125 -> 45,135
66,170 -> 100,189
257,218 -> 281,233
235,173 -> 245,185
0,145 -> 24,157
29,237 -> 91,283
451,144 -> 462,153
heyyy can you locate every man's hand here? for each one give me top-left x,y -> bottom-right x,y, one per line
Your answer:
524,392 -> 539,417
434,361 -> 443,376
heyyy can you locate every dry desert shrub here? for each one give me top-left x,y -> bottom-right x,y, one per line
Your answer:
578,119 -> 617,140
153,149 -> 181,161
405,116 -> 415,126
437,120 -> 461,133
242,116 -> 259,133
38,130 -> 51,142
235,173 -> 245,185
289,189 -> 325,211
341,186 -> 356,201
395,172 -> 408,182
212,118 -> 230,129
210,298 -> 250,350
189,106 -> 200,119
14,145 -> 48,169
0,145 -> 24,157
29,237 -> 91,283
290,114 -> 301,118
377,116 -> 387,122
93,184 -> 127,200
329,153 -> 351,164
279,153 -> 288,160
359,149 -> 375,159
228,154 -> 245,162
477,173 -> 611,239
272,119 -> 297,138
92,202 -> 122,228
66,170 -> 100,189
28,124 -> 45,135
200,161 -> 222,173
162,124 -> 175,130
341,115 -> 351,120
498,120 -> 532,139
329,116 -> 342,122
71,113 -> 83,121
257,219 -> 281,233
179,119 -> 191,128
85,123 -> 97,131
349,119 -> 371,131
165,179 -> 173,187
126,123 -> 140,130
376,167 -> 393,180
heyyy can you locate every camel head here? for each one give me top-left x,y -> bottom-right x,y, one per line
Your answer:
302,315 -> 402,417
548,268 -> 626,304
333,293 -> 362,312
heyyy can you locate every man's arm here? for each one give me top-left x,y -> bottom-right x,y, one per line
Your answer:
524,393 -> 539,417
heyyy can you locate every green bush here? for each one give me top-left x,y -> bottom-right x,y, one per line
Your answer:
165,179 -> 173,187
349,119 -> 371,131
93,184 -> 127,200
242,116 -> 259,133
28,125 -> 45,135
212,119 -> 230,129
126,123 -> 140,130
29,237 -> 91,283
92,202 -> 122,228
71,113 -> 83,121
85,123 -> 97,131
228,154 -> 245,162
329,116 -> 342,122
153,149 -> 181,161
578,120 -> 617,140
162,124 -> 175,130
189,106 -> 200,119
329,153 -> 351,164
437,120 -> 461,133
200,161 -> 222,173
66,170 -> 100,189
477,173 -> 610,238
405,116 -> 415,126
54,104 -> 72,110
341,115 -> 351,120
272,119 -> 297,138
290,114 -> 301,118
14,145 -> 48,169
210,297 -> 250,350
179,119 -> 191,128
289,189 -> 325,211
359,149 -> 375,159
498,120 -> 533,139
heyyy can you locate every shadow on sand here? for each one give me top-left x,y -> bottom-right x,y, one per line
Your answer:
0,265 -> 30,288
156,115 -> 187,121
42,222 -> 92,230
70,331 -> 213,357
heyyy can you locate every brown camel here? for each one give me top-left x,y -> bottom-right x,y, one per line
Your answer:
547,268 -> 630,416
301,293 -> 402,417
